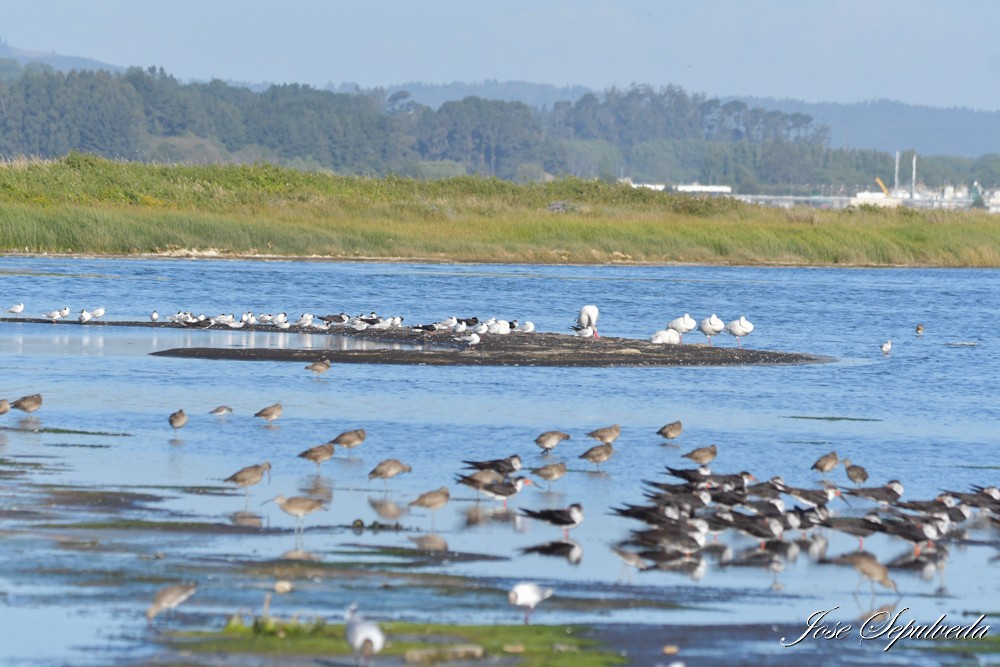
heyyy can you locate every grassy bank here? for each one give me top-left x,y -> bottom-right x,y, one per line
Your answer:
2,154 -> 999,266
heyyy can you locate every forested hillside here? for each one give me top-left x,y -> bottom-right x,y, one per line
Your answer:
1,61 -> 999,193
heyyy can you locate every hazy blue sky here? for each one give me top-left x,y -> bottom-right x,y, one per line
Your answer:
4,0 -> 999,110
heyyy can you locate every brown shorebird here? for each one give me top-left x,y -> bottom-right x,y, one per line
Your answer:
298,443 -> 335,471
580,443 -> 614,470
224,461 -> 271,496
535,430 -> 570,453
11,394 -> 42,413
836,552 -> 898,594
841,458 -> 869,485
255,402 -> 283,424
264,495 -> 326,534
682,444 -> 717,465
915,323 -> 924,335
0,399 -> 9,416
168,409 -> 187,429
611,545 -> 652,583
531,462 -> 567,490
587,424 -> 620,445
305,358 -> 331,376
657,421 -> 683,440
329,428 -> 366,450
811,451 -> 839,475
209,405 -> 233,416
409,487 -> 450,528
368,459 -> 412,490
146,583 -> 197,625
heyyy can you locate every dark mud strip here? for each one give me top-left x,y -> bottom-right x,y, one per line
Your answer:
3,317 -> 828,367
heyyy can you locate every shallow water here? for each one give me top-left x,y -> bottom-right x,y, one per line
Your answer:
1,257 -> 998,665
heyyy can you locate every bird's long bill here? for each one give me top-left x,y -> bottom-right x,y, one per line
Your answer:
839,493 -> 852,507
261,497 -> 276,507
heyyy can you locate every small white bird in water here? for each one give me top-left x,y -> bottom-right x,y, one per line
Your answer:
345,604 -> 385,666
6,303 -> 24,316
881,340 -> 892,355
508,581 -> 554,625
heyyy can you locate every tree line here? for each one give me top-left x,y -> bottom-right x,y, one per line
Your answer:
1,63 -> 998,192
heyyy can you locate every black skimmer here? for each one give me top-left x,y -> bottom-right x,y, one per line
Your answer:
667,313 -> 696,343
657,420 -> 683,440
778,482 -> 844,509
824,513 -> 882,550
508,582 -> 553,625
586,423 -> 620,444
168,409 -> 187,430
698,314 -> 724,345
725,316 -> 754,348
846,480 -> 904,505
535,430 -> 570,453
146,583 -> 197,625
572,304 -> 599,338
521,503 -> 583,539
345,604 -> 385,666
520,539 -> 582,565
478,476 -> 533,508
463,454 -> 522,477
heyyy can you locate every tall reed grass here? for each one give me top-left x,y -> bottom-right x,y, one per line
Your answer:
1,154 -> 998,266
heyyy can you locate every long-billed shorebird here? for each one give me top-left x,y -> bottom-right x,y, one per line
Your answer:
580,443 -> 614,470
224,461 -> 271,498
682,444 -> 717,465
657,420 -> 683,440
0,399 -> 9,415
836,552 -> 898,595
168,409 -> 187,429
298,443 -> 335,471
368,459 -> 412,490
535,430 -> 570,454
209,405 -> 233,417
329,428 -> 365,451
531,462 -> 567,490
255,402 -> 283,424
146,583 -> 197,626
264,495 -> 326,535
811,451 -> 839,475
586,423 -> 620,445
409,486 -> 450,529
841,458 -> 869,485
11,394 -> 42,413
305,358 -> 331,376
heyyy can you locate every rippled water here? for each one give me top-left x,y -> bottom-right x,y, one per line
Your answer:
1,257 -> 998,665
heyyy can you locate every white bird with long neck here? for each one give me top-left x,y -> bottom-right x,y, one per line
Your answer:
698,314 -> 725,345
725,316 -> 754,348
345,604 -> 385,666
573,305 -> 599,338
508,581 -> 554,624
667,313 -> 696,343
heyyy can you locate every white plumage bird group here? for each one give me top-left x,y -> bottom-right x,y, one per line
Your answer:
650,313 -> 754,347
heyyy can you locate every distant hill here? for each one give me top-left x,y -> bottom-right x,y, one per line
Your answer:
0,39 -> 122,76
329,80 -> 593,111
738,97 -> 1000,159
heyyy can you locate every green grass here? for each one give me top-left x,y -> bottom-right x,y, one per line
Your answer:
2,154 -> 999,266
174,615 -> 625,666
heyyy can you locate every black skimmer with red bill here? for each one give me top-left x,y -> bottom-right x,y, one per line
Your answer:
520,503 -> 583,539
823,513 -> 883,550
462,454 -> 522,477
777,482 -> 846,509
846,480 -> 904,506
476,476 -> 533,508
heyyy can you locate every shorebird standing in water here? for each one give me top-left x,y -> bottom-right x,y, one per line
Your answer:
586,423 -> 620,445
298,443 -> 335,471
168,409 -> 187,429
409,487 -> 450,529
535,430 -> 570,454
305,358 -> 331,376
330,428 -> 366,451
345,604 -> 385,666
255,402 -> 283,424
508,581 -> 553,625
368,458 -> 412,491
224,461 -> 271,499
146,583 -> 197,626
11,394 -> 42,413
657,420 -> 683,440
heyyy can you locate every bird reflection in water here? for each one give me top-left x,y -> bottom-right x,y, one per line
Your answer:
408,533 -> 448,553
229,511 -> 263,529
520,539 -> 582,565
299,475 -> 334,503
368,495 -> 405,521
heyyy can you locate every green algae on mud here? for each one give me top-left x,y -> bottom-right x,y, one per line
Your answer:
172,615 -> 626,666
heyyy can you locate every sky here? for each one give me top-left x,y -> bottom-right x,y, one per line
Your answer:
4,0 -> 1000,110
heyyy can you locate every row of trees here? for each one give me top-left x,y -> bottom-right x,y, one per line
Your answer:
1,63 -> 998,191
